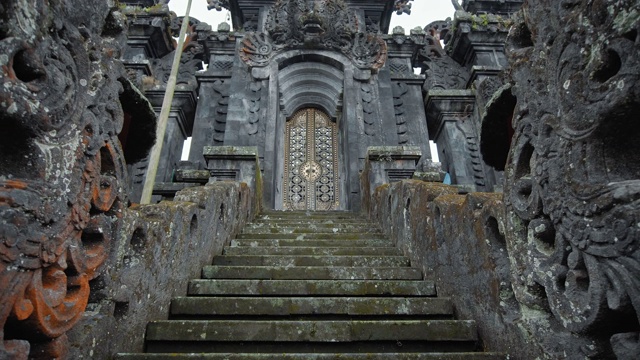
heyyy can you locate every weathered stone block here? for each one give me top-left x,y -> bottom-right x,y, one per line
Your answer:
203,146 -> 260,194
67,181 -> 257,358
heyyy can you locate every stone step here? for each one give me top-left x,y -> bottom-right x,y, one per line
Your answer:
243,222 -> 380,231
255,216 -> 369,221
201,266 -> 422,280
230,238 -> 392,247
254,217 -> 370,223
188,279 -> 436,296
144,319 -> 478,343
254,218 -> 373,225
259,210 -> 362,217
242,226 -> 381,234
145,342 -> 482,355
170,297 -> 453,317
222,247 -> 401,256
116,353 -> 507,360
212,255 -> 410,267
236,232 -> 384,240
223,246 -> 402,256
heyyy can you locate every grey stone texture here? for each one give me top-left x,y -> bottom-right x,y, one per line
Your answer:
502,0 -> 640,357
66,181 -> 259,359
363,178 -> 573,359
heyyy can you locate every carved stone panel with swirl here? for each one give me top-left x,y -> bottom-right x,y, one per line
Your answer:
0,2 -> 153,358
503,1 -> 640,357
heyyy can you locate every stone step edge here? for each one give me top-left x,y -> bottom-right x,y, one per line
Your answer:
114,353 -> 507,359
200,266 -> 422,280
145,319 -> 478,342
236,234 -> 386,239
187,279 -> 436,296
222,248 -> 404,256
212,255 -> 411,266
230,239 -> 392,246
170,296 -> 453,316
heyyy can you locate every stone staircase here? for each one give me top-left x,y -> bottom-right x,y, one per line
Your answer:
115,211 -> 504,359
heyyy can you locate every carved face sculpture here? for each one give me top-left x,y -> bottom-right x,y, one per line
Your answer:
0,1 -> 128,357
242,0 -> 386,71
267,0 -> 356,48
504,0 -> 639,354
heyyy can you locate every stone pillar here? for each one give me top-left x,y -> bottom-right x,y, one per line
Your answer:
120,4 -> 175,203
447,10 -> 511,87
120,6 -> 174,90
364,146 -> 422,199
384,26 -> 433,164
144,88 -> 198,184
425,89 -> 488,192
203,146 -> 260,195
445,7 -> 514,191
189,23 -> 237,166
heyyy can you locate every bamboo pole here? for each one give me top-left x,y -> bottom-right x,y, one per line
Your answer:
140,0 -> 193,204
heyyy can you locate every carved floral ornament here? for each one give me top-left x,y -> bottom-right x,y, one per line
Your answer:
0,2 -> 136,358
240,0 -> 387,71
504,0 -> 640,355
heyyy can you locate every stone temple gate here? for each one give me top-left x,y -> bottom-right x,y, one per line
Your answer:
123,0 -> 507,211
1,0 -> 639,359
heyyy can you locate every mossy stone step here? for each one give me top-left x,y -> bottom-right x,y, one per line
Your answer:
230,238 -> 391,247
254,218 -> 373,225
260,210 -> 360,216
188,279 -> 436,296
223,246 -> 402,256
236,232 -> 385,240
242,227 -> 381,235
243,222 -> 380,230
116,353 -> 507,360
257,214 -> 367,220
145,319 -> 478,342
212,255 -> 410,267
170,296 -> 453,317
201,266 -> 422,280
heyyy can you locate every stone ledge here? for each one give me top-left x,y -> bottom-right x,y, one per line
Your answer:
203,146 -> 258,160
367,146 -> 422,162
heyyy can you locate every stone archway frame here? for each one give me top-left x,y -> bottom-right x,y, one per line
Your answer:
253,50 -> 369,211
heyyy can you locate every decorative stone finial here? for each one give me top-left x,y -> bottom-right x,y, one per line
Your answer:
207,0 -> 230,11
394,0 -> 413,15
217,21 -> 230,32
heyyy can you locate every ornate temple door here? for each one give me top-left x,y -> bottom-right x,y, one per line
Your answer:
283,108 -> 339,210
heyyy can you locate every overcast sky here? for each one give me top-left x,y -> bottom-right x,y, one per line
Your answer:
168,0 -> 456,34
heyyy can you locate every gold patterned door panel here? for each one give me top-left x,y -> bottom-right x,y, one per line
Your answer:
283,108 -> 339,210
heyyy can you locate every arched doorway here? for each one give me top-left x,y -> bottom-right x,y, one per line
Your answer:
283,108 -> 339,210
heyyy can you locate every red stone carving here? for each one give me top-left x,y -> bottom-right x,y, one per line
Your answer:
0,2 -> 128,358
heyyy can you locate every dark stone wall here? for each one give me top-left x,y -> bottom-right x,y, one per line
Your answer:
67,181 -> 258,359
364,179 -> 607,359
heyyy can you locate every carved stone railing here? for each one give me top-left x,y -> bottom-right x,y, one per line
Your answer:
364,0 -> 640,358
362,173 -> 638,359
